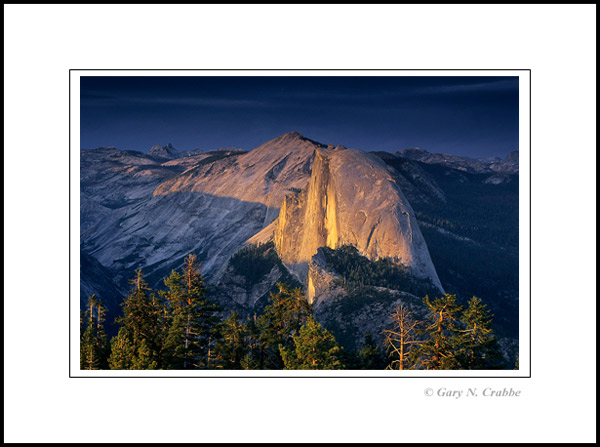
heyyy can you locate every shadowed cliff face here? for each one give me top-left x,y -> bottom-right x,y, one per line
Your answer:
274,147 -> 444,297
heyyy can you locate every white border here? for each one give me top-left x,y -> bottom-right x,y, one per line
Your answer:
70,69 -> 531,378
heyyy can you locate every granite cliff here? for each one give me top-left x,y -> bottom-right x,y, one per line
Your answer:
273,146 -> 443,300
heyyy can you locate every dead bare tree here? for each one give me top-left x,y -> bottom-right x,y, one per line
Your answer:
383,305 -> 421,370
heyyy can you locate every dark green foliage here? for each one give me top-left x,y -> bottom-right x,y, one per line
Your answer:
228,242 -> 302,292
160,255 -> 221,370
320,245 -> 439,297
405,294 -> 505,370
280,316 -> 343,370
81,321 -> 100,370
456,297 -> 505,369
131,338 -> 158,370
357,333 -> 387,370
109,270 -> 162,369
239,315 -> 265,370
80,295 -> 110,370
108,327 -> 136,370
214,312 -> 247,370
414,294 -> 464,370
229,242 -> 280,287
257,283 -> 313,369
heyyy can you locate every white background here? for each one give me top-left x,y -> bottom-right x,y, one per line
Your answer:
4,4 -> 596,443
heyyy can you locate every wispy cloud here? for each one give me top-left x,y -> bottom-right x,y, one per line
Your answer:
81,90 -> 266,108
264,79 -> 517,103
411,79 -> 518,96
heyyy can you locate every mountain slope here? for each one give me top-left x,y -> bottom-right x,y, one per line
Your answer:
81,133 -> 320,290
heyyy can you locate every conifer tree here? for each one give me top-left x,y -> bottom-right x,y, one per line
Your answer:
214,312 -> 247,369
161,255 -> 220,369
80,296 -> 97,370
110,269 -> 162,369
257,283 -> 312,368
131,338 -> 158,370
240,314 -> 264,370
94,297 -> 111,369
457,296 -> 504,369
384,305 -> 421,370
358,333 -> 386,370
280,316 -> 343,370
80,295 -> 110,370
81,318 -> 100,370
416,294 -> 463,370
158,270 -> 184,367
108,327 -> 136,370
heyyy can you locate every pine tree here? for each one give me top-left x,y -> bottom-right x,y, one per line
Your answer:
280,316 -> 343,370
240,314 -> 264,370
158,270 -> 184,368
81,320 -> 99,370
384,305 -> 421,370
416,294 -> 463,370
108,327 -> 136,370
457,297 -> 504,369
214,312 -> 247,369
358,333 -> 386,370
257,283 -> 312,369
110,269 -> 162,369
80,296 -> 98,370
161,255 -> 221,369
132,338 -> 158,370
80,295 -> 110,370
94,297 -> 111,369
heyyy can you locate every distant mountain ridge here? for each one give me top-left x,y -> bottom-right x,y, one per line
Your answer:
394,147 -> 519,174
145,143 -> 245,159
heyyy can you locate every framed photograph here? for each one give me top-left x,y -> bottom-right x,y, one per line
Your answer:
70,69 -> 530,378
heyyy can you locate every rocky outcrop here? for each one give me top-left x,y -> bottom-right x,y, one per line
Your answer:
313,286 -> 425,350
307,248 -> 340,304
148,143 -> 182,159
274,147 -> 443,293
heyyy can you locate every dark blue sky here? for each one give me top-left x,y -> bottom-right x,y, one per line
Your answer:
80,76 -> 519,158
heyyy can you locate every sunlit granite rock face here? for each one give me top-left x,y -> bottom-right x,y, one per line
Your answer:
274,146 -> 443,297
